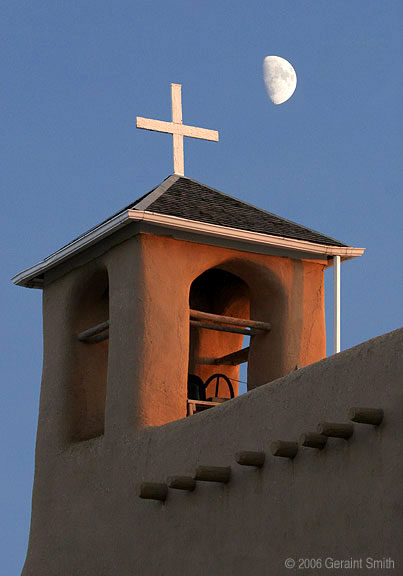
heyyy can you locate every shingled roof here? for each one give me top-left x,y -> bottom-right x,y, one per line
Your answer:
128,174 -> 347,247
14,174 -> 363,288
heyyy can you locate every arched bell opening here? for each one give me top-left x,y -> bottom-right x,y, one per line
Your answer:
218,258 -> 289,389
186,257 -> 290,417
70,267 -> 110,441
187,268 -> 258,415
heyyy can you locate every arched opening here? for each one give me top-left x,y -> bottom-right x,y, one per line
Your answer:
187,268 -> 254,414
186,258 -> 289,416
219,258 -> 290,389
71,267 -> 109,441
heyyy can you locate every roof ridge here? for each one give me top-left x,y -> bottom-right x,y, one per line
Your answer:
133,174 -> 180,211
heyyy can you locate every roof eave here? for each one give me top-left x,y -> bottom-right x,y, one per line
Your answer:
129,210 -> 365,259
12,209 -> 364,289
12,210 -> 133,288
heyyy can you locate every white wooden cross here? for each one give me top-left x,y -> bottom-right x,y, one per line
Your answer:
136,83 -> 219,176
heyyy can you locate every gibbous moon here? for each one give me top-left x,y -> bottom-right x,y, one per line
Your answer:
263,56 -> 297,105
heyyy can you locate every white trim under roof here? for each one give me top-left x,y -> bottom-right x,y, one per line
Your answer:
12,209 -> 365,288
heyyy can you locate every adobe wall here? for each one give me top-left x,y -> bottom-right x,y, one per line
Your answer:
120,233 -> 326,427
34,232 -> 327,442
22,327 -> 402,575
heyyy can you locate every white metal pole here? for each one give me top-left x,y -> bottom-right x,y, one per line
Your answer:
333,255 -> 341,354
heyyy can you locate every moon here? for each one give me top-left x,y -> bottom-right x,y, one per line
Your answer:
263,56 -> 297,105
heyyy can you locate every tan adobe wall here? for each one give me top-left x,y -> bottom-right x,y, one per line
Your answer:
22,327 -> 403,575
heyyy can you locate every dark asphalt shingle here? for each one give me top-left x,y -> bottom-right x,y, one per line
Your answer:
132,175 -> 347,247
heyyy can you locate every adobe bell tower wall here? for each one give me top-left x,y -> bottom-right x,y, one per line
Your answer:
36,230 -> 327,449
138,233 -> 326,421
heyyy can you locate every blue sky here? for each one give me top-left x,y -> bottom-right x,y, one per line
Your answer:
1,1 -> 402,573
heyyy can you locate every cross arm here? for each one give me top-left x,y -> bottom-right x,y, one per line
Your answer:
136,117 -> 219,142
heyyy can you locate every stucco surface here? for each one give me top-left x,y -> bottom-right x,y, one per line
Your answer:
128,233 -> 326,425
36,232 -> 327,438
23,324 -> 402,575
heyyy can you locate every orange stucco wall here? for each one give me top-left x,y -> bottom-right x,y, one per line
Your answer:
37,231 -> 326,446
135,233 -> 326,427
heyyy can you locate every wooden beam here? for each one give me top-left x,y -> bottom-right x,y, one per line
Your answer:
348,407 -> 384,426
171,83 -> 182,123
167,476 -> 196,491
171,84 -> 184,175
136,117 -> 219,141
317,422 -> 354,439
77,320 -> 109,342
271,441 -> 299,459
89,332 -> 109,343
137,482 -> 168,502
197,347 -> 250,366
235,451 -> 265,468
190,319 -> 257,336
187,399 -> 222,416
194,465 -> 231,484
299,432 -> 328,450
190,309 -> 271,332
136,84 -> 219,176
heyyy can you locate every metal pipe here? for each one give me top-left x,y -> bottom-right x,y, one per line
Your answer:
333,255 -> 341,353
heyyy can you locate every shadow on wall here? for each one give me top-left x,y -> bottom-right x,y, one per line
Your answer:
70,266 -> 109,441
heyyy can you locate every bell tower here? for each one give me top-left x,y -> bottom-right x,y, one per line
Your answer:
13,84 -> 366,575
14,171 -> 364,437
